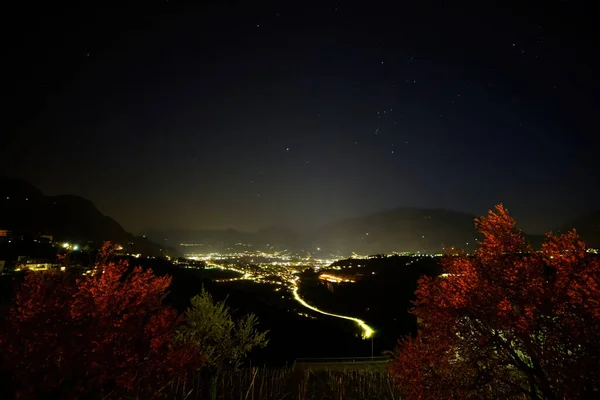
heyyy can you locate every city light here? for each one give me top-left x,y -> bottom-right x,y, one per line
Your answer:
200,249 -> 446,339
318,273 -> 356,283
207,253 -> 376,339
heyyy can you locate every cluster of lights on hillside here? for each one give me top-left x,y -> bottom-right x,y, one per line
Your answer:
62,242 -> 79,251
185,250 -> 339,268
318,273 -> 356,283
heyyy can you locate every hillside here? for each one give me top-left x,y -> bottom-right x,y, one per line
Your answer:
144,208 -> 485,255
0,177 -> 167,257
142,228 -> 256,254
144,206 -> 582,256
312,207 -> 480,254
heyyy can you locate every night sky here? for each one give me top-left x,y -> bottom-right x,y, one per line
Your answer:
4,1 -> 598,234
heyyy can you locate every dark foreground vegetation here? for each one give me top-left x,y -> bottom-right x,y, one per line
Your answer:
0,243 -> 267,399
1,205 -> 599,399
391,205 -> 600,399
166,368 -> 400,400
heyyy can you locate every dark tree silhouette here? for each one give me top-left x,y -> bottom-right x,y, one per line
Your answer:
390,205 -> 600,399
0,243 -> 204,399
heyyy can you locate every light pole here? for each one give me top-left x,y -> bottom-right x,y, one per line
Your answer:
371,335 -> 374,359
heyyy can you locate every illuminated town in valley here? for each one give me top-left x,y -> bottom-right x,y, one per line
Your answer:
5,232 -> 598,341
185,249 -> 377,338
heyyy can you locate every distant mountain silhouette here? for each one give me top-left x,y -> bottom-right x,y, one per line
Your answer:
0,177 -> 168,256
144,208 -> 484,255
7,175 -> 592,257
257,226 -> 306,249
311,207 -> 481,254
142,228 -> 255,251
144,206 -> 599,256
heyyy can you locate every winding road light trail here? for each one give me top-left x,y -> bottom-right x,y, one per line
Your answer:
291,286 -> 375,339
208,261 -> 375,339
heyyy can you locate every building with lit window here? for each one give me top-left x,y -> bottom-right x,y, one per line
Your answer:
14,256 -> 58,272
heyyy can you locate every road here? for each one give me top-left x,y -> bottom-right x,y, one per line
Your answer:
291,285 -> 375,339
208,261 -> 375,339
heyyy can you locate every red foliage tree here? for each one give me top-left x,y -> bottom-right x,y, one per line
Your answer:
0,243 -> 204,399
389,205 -> 600,399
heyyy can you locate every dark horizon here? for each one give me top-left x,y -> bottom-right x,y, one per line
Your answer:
4,1 -> 598,235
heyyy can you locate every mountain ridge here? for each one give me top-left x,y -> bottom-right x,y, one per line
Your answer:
2,177 -> 596,257
143,207 -> 599,256
0,177 -> 168,257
